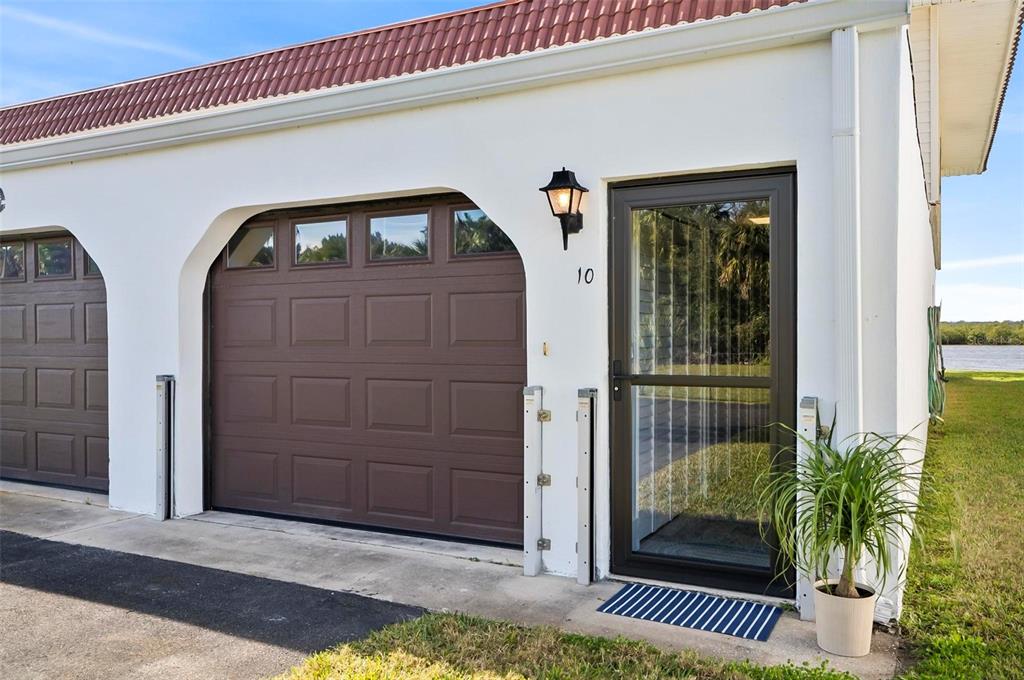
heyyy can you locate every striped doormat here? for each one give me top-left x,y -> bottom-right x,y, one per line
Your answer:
597,583 -> 782,642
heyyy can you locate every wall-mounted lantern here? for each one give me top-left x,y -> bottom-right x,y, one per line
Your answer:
539,167 -> 588,250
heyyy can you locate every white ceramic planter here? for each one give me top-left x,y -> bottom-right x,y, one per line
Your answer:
813,579 -> 878,657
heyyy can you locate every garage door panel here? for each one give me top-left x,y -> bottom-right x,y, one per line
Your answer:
213,255 -> 523,288
34,303 -> 76,343
367,461 -> 435,520
2,361 -> 108,426
213,344 -> 523,366
85,437 -> 109,481
35,367 -> 75,408
292,454 -> 354,512
212,196 -> 524,543
1,429 -> 28,469
0,234 -> 108,492
291,376 -> 352,428
449,381 -> 523,439
84,302 -> 108,344
214,360 -> 520,450
215,433 -> 521,538
1,405 -> 107,427
290,297 -> 350,347
84,369 -> 108,411
217,446 -> 281,503
0,305 -> 27,343
366,379 -> 433,433
220,298 -> 278,348
450,469 -> 523,531
0,420 -> 106,491
213,274 -> 524,365
365,294 -> 432,347
220,374 -> 278,424
1,367 -> 27,405
36,432 -> 77,475
449,291 -> 524,348
213,362 -> 523,456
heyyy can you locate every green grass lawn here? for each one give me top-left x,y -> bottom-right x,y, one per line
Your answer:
279,371 -> 1022,680
278,613 -> 851,680
897,371 -> 1024,679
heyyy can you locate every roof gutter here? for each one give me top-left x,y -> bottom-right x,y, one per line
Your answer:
0,0 -> 907,171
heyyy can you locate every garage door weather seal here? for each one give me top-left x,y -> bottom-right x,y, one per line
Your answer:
598,583 -> 782,642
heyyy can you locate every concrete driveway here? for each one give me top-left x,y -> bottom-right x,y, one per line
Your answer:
0,530 -> 422,679
0,484 -> 901,680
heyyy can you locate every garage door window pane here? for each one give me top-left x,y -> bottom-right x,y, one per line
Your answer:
454,209 -> 516,255
295,219 -> 347,264
1,242 -> 25,279
85,253 -> 102,277
370,213 -> 428,260
227,226 -> 275,268
36,238 -> 73,278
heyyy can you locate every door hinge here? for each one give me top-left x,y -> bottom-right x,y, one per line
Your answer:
537,409 -> 552,422
537,473 -> 552,487
537,538 -> 551,551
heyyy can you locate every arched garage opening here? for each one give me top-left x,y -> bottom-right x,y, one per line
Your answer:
204,192 -> 527,544
0,231 -> 109,491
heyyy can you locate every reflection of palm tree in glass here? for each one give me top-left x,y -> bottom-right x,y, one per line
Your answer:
370,228 -> 428,258
297,234 -> 348,263
455,212 -> 515,254
635,201 -> 770,370
1,245 -> 24,278
38,242 -> 71,276
715,201 -> 770,365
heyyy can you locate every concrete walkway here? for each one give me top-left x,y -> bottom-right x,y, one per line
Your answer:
0,485 -> 901,679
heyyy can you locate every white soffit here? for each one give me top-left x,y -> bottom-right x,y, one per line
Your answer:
935,0 -> 1023,176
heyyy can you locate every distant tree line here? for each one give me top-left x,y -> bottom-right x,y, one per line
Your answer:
941,321 -> 1024,345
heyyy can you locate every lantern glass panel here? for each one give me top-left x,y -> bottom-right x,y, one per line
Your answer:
569,187 -> 584,214
548,187 -> 573,216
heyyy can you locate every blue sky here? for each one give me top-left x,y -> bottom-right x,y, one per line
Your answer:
1,1 -> 1021,321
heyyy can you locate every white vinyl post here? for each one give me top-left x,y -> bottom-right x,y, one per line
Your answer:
797,396 -> 821,620
576,388 -> 597,585
523,385 -> 544,576
155,375 -> 175,520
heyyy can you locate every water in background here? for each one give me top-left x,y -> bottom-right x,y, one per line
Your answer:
943,345 -> 1024,371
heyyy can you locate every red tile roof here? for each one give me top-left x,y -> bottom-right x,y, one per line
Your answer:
0,0 -> 805,145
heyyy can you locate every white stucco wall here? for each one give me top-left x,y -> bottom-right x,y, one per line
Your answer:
836,26 -> 935,622
860,28 -> 902,437
889,25 -> 938,622
0,18 -> 931,617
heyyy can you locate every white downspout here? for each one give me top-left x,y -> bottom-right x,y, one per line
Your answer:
832,25 -> 866,440
799,25 -> 866,622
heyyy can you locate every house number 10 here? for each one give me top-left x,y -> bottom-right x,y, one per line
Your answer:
577,267 -> 595,285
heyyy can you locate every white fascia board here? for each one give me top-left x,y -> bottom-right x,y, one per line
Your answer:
0,0 -> 907,171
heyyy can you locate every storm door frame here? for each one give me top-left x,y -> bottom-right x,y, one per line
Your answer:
608,169 -> 796,597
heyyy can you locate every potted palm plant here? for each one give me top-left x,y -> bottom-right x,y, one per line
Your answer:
758,421 -> 923,657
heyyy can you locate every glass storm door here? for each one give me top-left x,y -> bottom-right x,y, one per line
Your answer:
610,172 -> 795,596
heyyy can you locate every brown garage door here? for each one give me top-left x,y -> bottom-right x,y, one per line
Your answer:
210,194 -> 526,544
0,233 -> 109,491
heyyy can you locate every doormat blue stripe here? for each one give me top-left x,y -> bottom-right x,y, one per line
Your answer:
597,583 -> 782,642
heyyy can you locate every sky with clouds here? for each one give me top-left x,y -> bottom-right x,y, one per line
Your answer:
1,0 -> 1021,322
